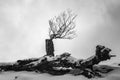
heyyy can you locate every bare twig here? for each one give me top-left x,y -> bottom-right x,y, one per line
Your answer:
48,10 -> 77,39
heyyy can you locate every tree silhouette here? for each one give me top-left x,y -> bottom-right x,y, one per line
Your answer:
45,10 -> 77,56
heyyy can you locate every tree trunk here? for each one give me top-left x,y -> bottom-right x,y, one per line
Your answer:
45,39 -> 54,56
76,45 -> 115,69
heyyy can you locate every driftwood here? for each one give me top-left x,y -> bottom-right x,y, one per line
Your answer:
75,45 -> 115,69
45,39 -> 54,56
0,45 -> 116,78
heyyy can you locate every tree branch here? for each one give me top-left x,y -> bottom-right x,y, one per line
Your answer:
48,10 -> 77,39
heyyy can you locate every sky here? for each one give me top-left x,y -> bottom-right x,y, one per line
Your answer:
0,0 -> 120,63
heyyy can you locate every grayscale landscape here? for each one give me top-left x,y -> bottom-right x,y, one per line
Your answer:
0,0 -> 120,80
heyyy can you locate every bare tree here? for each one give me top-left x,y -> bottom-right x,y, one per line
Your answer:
45,10 -> 77,56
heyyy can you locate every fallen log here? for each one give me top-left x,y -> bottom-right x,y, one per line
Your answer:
75,45 -> 116,69
0,45 -> 116,78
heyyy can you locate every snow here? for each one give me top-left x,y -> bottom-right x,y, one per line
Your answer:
0,68 -> 120,80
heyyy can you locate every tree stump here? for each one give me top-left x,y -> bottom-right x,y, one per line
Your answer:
45,39 -> 54,56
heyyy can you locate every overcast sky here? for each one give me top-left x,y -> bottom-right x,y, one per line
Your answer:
0,0 -> 120,63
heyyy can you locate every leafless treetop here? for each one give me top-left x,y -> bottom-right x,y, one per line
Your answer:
49,10 -> 77,40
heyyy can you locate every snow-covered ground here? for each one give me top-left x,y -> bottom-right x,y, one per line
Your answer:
0,66 -> 120,80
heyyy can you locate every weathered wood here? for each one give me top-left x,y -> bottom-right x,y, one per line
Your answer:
45,39 -> 54,56
76,45 -> 116,69
0,45 -> 116,78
